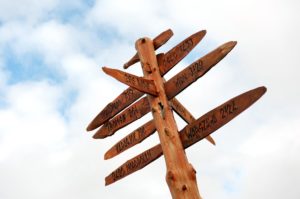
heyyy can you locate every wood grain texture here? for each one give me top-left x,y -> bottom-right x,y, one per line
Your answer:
93,97 -> 150,139
102,67 -> 158,96
104,120 -> 156,160
124,29 -> 173,69
86,87 -> 143,131
105,86 -> 266,185
87,30 -> 204,131
170,98 -> 215,145
165,41 -> 237,100
159,30 -> 206,75
92,42 -> 236,139
136,38 -> 202,199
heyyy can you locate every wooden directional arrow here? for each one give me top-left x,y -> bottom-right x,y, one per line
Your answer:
102,67 -> 158,96
93,97 -> 150,139
87,30 -> 206,131
105,86 -> 266,185
92,41 -> 236,138
159,30 -> 206,75
104,120 -> 156,160
170,98 -> 215,145
86,87 -> 143,131
124,29 -> 174,69
165,41 -> 237,100
104,97 -> 215,159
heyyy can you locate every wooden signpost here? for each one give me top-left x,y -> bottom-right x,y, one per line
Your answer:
87,29 -> 266,199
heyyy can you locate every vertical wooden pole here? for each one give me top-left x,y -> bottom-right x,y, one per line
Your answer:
136,37 -> 202,199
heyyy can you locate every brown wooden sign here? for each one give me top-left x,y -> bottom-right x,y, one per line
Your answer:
87,30 -> 207,132
93,41 -> 236,139
105,86 -> 266,185
86,29 -> 266,199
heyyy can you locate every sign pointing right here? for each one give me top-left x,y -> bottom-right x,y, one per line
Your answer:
105,86 -> 267,186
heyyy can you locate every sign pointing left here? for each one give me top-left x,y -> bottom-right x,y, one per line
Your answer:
102,67 -> 158,96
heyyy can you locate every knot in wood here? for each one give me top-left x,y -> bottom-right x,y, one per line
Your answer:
182,184 -> 188,191
167,171 -> 175,181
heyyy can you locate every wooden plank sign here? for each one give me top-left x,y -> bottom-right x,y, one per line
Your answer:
105,86 -> 266,185
86,29 -> 267,199
87,30 -> 207,131
92,41 -> 236,139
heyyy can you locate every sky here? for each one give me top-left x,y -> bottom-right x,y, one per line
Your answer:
0,0 -> 299,198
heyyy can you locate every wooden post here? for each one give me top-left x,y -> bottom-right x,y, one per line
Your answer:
136,37 -> 202,199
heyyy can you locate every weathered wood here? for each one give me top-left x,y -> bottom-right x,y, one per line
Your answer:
105,144 -> 163,186
104,120 -> 156,160
124,29 -> 174,69
105,86 -> 266,185
181,86 -> 267,148
93,42 -> 236,138
170,98 -> 215,145
104,95 -> 217,160
86,87 -> 143,131
87,30 -> 203,131
165,41 -> 237,100
102,67 -> 158,96
159,30 -> 206,75
93,97 -> 150,139
137,38 -> 202,199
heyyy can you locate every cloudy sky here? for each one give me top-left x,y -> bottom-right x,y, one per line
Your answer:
0,0 -> 299,198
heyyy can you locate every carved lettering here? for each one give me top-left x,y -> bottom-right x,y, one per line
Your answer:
105,114 -> 126,131
125,150 -> 152,171
124,73 -> 136,85
116,133 -> 137,153
187,114 -> 217,139
123,88 -> 135,101
124,74 -> 150,90
128,106 -> 138,119
101,100 -> 121,117
137,126 -> 146,140
175,73 -> 188,88
220,100 -> 238,119
189,60 -> 203,77
112,167 -> 126,182
180,38 -> 193,52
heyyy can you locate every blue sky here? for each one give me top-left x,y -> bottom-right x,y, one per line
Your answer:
0,0 -> 300,198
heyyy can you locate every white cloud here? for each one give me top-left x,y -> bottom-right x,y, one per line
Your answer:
0,0 -> 299,198
0,0 -> 59,22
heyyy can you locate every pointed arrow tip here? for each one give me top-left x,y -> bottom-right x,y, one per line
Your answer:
86,124 -> 93,132
258,86 -> 267,96
104,152 -> 113,160
221,41 -> 238,55
86,120 -> 98,131
102,66 -> 109,73
93,129 -> 107,139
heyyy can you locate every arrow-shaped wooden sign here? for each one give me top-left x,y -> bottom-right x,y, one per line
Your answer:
102,67 -> 158,96
93,41 -> 236,139
104,119 -> 156,160
86,29 -> 267,199
104,97 -> 216,160
105,86 -> 266,185
124,29 -> 174,69
93,97 -> 150,139
87,30 -> 206,131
